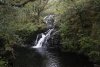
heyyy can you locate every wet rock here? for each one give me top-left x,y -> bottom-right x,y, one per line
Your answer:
47,29 -> 61,48
94,64 -> 100,67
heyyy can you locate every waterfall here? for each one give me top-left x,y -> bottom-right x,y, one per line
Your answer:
32,15 -> 55,48
33,33 -> 46,48
33,29 -> 54,48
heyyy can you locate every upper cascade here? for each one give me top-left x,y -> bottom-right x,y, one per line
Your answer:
44,15 -> 55,29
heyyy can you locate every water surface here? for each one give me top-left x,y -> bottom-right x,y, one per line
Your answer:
12,47 -> 93,67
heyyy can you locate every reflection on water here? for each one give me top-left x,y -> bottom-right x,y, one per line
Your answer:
12,47 -> 94,67
36,48 -> 60,67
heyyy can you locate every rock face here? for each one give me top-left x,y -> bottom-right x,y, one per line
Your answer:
43,15 -> 61,48
94,64 -> 100,67
46,29 -> 61,48
44,15 -> 55,29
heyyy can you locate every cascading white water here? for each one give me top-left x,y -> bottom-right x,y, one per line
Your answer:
33,29 -> 54,48
33,33 -> 46,48
32,15 -> 55,48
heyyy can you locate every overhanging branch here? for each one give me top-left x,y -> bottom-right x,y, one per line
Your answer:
0,0 -> 36,7
11,0 -> 35,7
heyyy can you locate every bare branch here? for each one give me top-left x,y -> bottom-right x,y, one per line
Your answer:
11,0 -> 35,7
38,0 -> 49,13
0,0 -> 36,7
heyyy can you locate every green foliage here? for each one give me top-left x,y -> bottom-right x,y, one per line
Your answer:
88,51 -> 100,64
58,0 -> 100,63
79,37 -> 100,61
0,57 -> 7,67
0,61 -> 6,67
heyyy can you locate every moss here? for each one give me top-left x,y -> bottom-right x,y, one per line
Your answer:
0,59 -> 7,67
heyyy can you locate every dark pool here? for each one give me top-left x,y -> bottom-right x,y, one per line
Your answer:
12,47 -> 94,67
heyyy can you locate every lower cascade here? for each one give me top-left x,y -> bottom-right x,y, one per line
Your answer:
32,15 -> 55,48
33,29 -> 54,48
